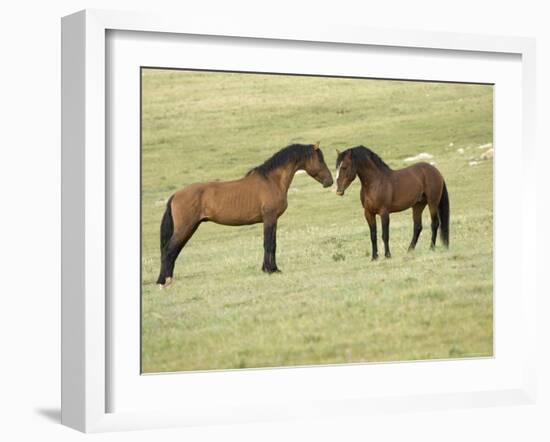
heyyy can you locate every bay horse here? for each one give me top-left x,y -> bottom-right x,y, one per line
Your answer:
156,143 -> 333,287
335,145 -> 449,260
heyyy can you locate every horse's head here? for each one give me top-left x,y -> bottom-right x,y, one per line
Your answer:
304,142 -> 334,188
335,148 -> 357,196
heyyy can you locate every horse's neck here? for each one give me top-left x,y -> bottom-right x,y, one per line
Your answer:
268,162 -> 301,193
357,162 -> 388,188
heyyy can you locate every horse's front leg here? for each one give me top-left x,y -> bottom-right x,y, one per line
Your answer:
262,217 -> 280,273
364,210 -> 378,260
381,211 -> 391,258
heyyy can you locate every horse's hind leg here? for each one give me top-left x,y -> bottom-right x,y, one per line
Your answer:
157,222 -> 201,287
408,202 -> 426,251
428,203 -> 440,250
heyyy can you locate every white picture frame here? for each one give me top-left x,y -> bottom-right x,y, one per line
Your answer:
61,9 -> 537,433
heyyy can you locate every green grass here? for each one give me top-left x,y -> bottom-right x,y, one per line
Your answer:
141,69 -> 493,373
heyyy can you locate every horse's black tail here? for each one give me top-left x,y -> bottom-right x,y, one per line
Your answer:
438,182 -> 450,248
160,195 -> 174,252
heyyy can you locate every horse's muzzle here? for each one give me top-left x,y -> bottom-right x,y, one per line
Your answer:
323,179 -> 334,188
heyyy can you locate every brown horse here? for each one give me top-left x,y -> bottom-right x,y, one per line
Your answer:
335,145 -> 449,260
156,143 -> 333,287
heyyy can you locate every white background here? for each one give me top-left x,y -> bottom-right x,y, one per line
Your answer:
0,1 -> 548,441
109,30 -> 524,415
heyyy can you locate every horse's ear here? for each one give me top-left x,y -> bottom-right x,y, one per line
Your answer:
335,148 -> 340,156
313,141 -> 320,150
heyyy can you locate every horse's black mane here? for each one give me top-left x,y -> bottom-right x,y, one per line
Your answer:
336,145 -> 391,171
247,144 -> 322,177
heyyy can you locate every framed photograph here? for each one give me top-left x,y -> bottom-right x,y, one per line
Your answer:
61,9 -> 538,432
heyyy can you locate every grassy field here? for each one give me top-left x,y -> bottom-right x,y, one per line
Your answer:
141,69 -> 493,373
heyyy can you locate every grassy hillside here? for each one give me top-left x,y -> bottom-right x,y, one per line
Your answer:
141,69 -> 493,373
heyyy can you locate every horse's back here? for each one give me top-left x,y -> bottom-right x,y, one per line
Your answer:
172,176 -> 267,226
399,161 -> 439,174
172,178 -> 254,202
396,162 -> 444,183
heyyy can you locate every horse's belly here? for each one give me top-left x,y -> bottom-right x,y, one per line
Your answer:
389,195 -> 422,213
389,181 -> 424,212
209,212 -> 262,226
202,189 -> 262,226
391,202 -> 415,213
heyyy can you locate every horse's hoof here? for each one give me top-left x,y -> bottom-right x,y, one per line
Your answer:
385,254 -> 392,259
158,277 -> 173,289
371,256 -> 379,261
